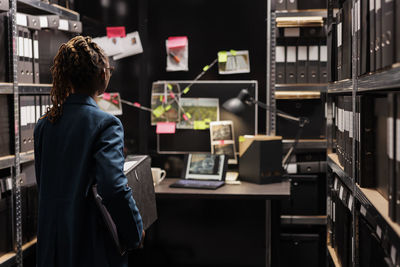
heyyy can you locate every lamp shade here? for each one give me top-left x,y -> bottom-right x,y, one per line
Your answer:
222,98 -> 246,114
222,89 -> 252,114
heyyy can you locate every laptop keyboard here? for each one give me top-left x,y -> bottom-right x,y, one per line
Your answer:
170,179 -> 225,190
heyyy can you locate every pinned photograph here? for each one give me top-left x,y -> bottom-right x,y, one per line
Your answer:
210,122 -> 233,141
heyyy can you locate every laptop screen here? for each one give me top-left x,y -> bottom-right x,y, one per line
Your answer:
184,154 -> 225,180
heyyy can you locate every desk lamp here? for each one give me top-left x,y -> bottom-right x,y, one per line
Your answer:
223,89 -> 310,183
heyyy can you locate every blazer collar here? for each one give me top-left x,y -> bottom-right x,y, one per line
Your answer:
64,94 -> 98,108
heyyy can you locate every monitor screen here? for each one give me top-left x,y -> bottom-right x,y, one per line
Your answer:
155,81 -> 258,155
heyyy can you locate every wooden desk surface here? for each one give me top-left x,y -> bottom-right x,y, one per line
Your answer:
155,178 -> 291,200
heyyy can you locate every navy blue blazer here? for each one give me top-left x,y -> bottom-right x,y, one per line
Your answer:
34,94 -> 143,267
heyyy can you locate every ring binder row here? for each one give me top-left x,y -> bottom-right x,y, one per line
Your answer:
276,45 -> 328,84
332,93 -> 400,226
328,0 -> 400,82
20,94 -> 52,153
0,12 -> 82,84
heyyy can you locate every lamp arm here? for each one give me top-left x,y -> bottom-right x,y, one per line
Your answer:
250,99 -> 309,127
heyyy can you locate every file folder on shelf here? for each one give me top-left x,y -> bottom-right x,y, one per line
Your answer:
337,10 -> 343,81
32,30 -> 40,84
297,46 -> 307,83
396,94 -> 400,223
0,0 -> 9,11
319,45 -> 328,83
23,28 -> 33,83
381,0 -> 394,68
369,0 -> 376,72
375,0 -> 382,70
285,46 -> 297,84
361,0 -> 369,75
396,0 -> 400,63
276,46 -> 286,84
342,0 -> 352,80
0,13 -> 9,82
387,93 -> 396,221
308,45 -> 319,84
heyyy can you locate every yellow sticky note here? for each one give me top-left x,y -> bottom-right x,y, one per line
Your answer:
152,106 -> 165,118
159,95 -> 163,102
230,50 -> 237,56
203,65 -> 210,72
239,136 -> 245,142
165,105 -> 172,111
218,51 -> 228,63
194,121 -> 208,130
204,119 -> 211,123
167,84 -> 173,90
183,87 -> 190,94
186,113 -> 192,119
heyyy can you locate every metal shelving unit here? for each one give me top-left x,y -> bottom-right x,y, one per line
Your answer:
17,0 -> 79,20
357,64 -> 400,92
0,1 -> 79,266
327,79 -> 352,94
326,0 -> 400,265
283,139 -> 327,150
281,215 -> 327,225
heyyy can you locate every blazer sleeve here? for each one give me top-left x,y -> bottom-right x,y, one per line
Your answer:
93,116 -> 143,249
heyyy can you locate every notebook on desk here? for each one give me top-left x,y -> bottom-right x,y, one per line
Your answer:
170,154 -> 228,190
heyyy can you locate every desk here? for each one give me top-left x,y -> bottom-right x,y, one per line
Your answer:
130,178 -> 290,267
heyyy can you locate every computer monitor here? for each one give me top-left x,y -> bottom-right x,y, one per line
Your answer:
154,80 -> 258,155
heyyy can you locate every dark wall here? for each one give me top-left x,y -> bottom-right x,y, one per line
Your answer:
75,0 -> 267,156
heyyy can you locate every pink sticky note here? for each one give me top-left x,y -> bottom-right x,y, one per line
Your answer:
219,140 -> 225,145
106,26 -> 126,38
167,36 -> 188,49
156,122 -> 176,134
112,99 -> 119,105
169,92 -> 175,99
102,93 -> 111,100
182,114 -> 188,121
133,102 -> 141,107
162,96 -> 166,103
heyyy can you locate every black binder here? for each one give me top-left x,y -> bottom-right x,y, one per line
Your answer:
387,93 -> 396,221
375,0 -> 382,70
396,0 -> 400,63
23,28 -> 33,84
308,45 -> 319,83
370,0 -> 376,72
382,0 -> 394,68
286,0 -> 297,10
319,45 -> 328,83
359,96 -> 375,187
32,30 -> 40,84
356,0 -> 361,76
297,46 -> 307,83
285,46 -> 297,84
276,46 -> 286,84
17,26 -> 26,83
275,0 -> 286,10
396,94 -> 400,223
0,13 -> 9,83
328,21 -> 337,82
0,96 -> 10,157
35,95 -> 41,123
337,10 -> 343,81
20,96 -> 29,152
342,0 -> 352,79
361,0 -> 369,74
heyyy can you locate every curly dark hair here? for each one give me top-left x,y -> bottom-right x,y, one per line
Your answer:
46,35 -> 108,123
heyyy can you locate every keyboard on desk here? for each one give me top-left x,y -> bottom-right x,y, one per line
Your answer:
169,179 -> 225,190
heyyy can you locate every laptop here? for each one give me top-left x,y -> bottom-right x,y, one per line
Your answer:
170,153 -> 228,190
